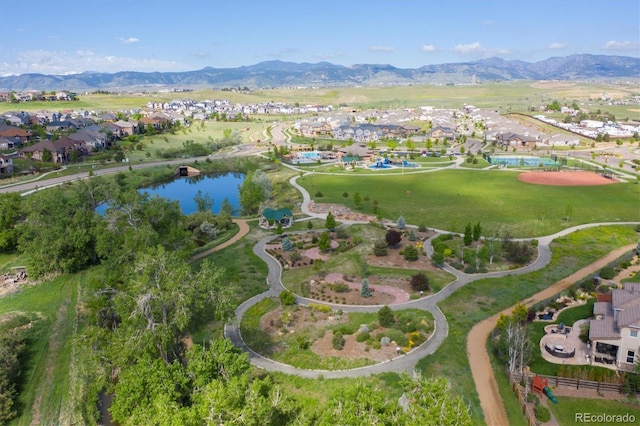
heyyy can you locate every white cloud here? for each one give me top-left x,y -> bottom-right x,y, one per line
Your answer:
118,37 -> 139,44
453,42 -> 510,57
602,40 -> 639,51
313,51 -> 346,60
548,42 -> 568,50
3,49 -> 189,75
369,45 -> 394,52
420,44 -> 436,52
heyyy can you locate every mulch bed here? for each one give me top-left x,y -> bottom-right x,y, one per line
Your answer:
517,171 -> 617,186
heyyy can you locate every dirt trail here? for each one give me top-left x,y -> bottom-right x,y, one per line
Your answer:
191,219 -> 250,261
468,244 -> 636,426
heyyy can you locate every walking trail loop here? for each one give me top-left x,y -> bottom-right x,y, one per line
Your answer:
468,244 -> 637,426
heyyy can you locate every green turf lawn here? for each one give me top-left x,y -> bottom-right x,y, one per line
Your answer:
299,169 -> 640,237
549,396 -> 640,426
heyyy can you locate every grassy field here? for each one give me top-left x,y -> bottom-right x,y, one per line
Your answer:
299,169 -> 640,237
3,81 -> 639,117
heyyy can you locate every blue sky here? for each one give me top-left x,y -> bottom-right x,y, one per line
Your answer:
0,0 -> 638,76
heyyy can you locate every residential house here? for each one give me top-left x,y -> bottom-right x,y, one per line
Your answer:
589,282 -> 640,370
428,125 -> 455,141
259,208 -> 294,229
0,125 -> 31,143
495,132 -> 538,149
0,154 -> 13,174
20,137 -> 85,163
68,124 -> 107,152
0,137 -> 22,150
46,120 -> 78,133
113,120 -> 139,136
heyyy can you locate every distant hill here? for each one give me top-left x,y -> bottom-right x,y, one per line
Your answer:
1,54 -> 638,91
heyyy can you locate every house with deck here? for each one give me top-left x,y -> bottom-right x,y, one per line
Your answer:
589,282 -> 640,370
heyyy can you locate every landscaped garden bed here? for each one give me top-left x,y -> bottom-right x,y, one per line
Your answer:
241,299 -> 434,370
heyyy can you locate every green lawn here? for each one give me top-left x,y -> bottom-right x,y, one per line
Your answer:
549,397 -> 640,426
299,169 -> 640,237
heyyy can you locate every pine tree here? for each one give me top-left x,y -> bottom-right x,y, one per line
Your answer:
325,212 -> 337,230
281,237 -> 294,251
397,215 -> 406,229
360,277 -> 372,298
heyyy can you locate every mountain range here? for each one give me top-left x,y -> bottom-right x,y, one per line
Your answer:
1,54 -> 638,91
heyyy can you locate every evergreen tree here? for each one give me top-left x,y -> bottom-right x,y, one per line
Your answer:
325,211 -> 337,230
403,244 -> 419,261
472,222 -> 482,241
360,277 -> 372,298
318,231 -> 331,251
397,215 -> 406,229
281,237 -> 293,251
378,306 -> 395,328
408,229 -> 417,241
463,223 -> 473,245
373,239 -> 388,256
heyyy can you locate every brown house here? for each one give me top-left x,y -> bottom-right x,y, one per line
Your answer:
20,137 -> 85,163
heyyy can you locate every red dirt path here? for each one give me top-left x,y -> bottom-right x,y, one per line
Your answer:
517,171 -> 617,186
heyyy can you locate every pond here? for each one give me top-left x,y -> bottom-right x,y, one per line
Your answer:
98,172 -> 245,215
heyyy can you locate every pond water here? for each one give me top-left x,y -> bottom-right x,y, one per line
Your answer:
98,172 -> 245,216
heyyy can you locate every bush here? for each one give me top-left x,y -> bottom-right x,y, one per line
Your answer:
385,229 -> 402,247
335,227 -> 348,239
378,306 -> 395,327
279,290 -> 295,306
331,282 -> 350,293
403,244 -> 419,261
385,328 -> 408,347
599,266 -> 616,280
410,273 -> 430,292
356,332 -> 370,342
418,224 -> 427,232
373,239 -> 388,256
309,303 -> 331,313
534,404 -> 551,423
332,331 -> 344,350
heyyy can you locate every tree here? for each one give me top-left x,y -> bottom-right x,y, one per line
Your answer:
378,306 -> 395,328
403,244 -> 419,261
193,190 -> 213,212
325,211 -> 336,230
463,223 -> 473,245
494,303 -> 533,376
279,289 -> 295,306
219,197 -> 235,216
431,251 -> 445,266
407,229 -> 417,241
410,273 -> 430,292
318,231 -> 331,252
396,215 -> 406,229
306,220 -> 313,230
251,169 -> 273,199
563,204 -> 573,222
42,148 -> 53,162
385,229 -> 402,247
373,239 -> 388,256
0,193 -> 22,252
281,237 -> 293,251
360,277 -> 372,298
353,191 -> 362,209
238,172 -> 265,215
472,222 -> 481,241
332,331 -> 344,350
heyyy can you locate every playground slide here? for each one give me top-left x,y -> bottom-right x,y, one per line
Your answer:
543,386 -> 558,404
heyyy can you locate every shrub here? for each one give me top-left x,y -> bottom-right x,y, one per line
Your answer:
315,191 -> 323,197
380,336 -> 391,346
385,229 -> 402,247
385,329 -> 408,347
418,224 -> 427,232
410,273 -> 430,292
335,323 -> 358,335
378,306 -> 395,327
599,266 -> 616,280
402,245 -> 419,261
309,303 -> 331,313
408,229 -> 417,241
335,227 -> 348,239
356,332 -> 370,342
332,331 -> 344,350
373,239 -> 388,256
331,282 -> 350,293
279,290 -> 295,306
367,322 -> 378,331
372,340 -> 382,349
534,404 -> 550,423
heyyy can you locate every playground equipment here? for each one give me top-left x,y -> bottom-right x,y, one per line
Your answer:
532,376 -> 558,404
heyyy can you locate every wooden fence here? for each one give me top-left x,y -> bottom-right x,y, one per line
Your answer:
511,372 -> 625,394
